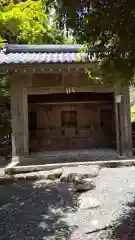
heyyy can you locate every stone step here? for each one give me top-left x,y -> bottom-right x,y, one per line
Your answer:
1,166 -> 100,187
5,158 -> 134,175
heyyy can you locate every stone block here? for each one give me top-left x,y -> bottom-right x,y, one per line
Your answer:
60,165 -> 100,182
78,195 -> 100,209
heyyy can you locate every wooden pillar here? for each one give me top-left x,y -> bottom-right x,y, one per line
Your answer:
121,84 -> 133,156
114,91 -> 119,152
114,82 -> 123,154
10,74 -> 28,162
115,82 -> 133,157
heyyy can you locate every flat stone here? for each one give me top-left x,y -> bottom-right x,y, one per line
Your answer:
77,165 -> 100,177
0,168 -> 63,183
12,169 -> 63,181
78,195 -> 100,209
13,171 -> 48,181
46,168 -> 63,180
75,178 -> 96,192
60,173 -> 83,182
60,165 -> 100,182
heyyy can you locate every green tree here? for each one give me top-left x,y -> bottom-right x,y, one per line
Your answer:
46,0 -> 135,84
0,0 -> 65,45
0,75 -> 11,154
0,0 -> 69,153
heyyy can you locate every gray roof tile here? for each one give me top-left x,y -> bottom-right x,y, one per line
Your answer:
0,44 -> 94,65
0,52 -> 90,64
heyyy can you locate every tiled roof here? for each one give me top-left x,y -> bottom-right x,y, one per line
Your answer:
0,44 -> 94,65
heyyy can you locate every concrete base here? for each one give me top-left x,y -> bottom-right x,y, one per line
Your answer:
5,159 -> 135,175
16,149 -> 122,166
4,149 -> 133,175
5,160 -> 18,172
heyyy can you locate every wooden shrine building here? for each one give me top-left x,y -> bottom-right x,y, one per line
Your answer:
0,44 -> 133,163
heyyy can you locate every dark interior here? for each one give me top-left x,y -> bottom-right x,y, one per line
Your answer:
28,92 -> 116,151
28,92 -> 114,103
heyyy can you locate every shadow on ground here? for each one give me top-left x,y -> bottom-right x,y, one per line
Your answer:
91,197 -> 135,240
0,181 -> 77,240
111,198 -> 135,240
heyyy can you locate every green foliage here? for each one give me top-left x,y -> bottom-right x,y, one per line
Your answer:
130,88 -> 135,122
131,106 -> 135,122
0,77 -> 11,144
0,76 -> 9,96
0,36 -> 5,48
0,0 -> 65,44
0,0 -> 69,146
46,0 -> 135,84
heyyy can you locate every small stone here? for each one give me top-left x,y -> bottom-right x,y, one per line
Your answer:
60,165 -> 100,182
77,165 -> 100,178
13,171 -> 48,181
38,171 -> 48,179
46,168 -> 63,180
33,179 -> 51,188
60,173 -> 83,182
78,196 -> 100,209
75,178 -> 96,192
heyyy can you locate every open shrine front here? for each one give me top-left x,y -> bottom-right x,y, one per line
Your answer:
0,44 -> 133,164
28,92 -> 116,152
9,69 -> 133,162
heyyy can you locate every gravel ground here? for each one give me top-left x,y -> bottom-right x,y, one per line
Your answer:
1,167 -> 135,239
68,167 -> 135,239
23,149 -> 119,165
0,181 -> 77,240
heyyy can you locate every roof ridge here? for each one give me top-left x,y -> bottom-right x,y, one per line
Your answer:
3,44 -> 83,54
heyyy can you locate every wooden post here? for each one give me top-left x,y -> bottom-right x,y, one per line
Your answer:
115,82 -> 133,157
114,83 -> 123,154
114,82 -> 127,156
114,91 -> 119,152
121,84 -> 133,156
117,102 -> 123,156
10,73 -> 28,162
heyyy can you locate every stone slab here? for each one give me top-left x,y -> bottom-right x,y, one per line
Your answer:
60,165 -> 100,182
5,159 -> 135,175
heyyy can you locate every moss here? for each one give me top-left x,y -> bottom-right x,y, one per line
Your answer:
131,105 -> 135,123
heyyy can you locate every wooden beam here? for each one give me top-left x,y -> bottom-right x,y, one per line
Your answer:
29,100 -> 113,105
0,63 -> 96,71
27,85 -> 114,95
